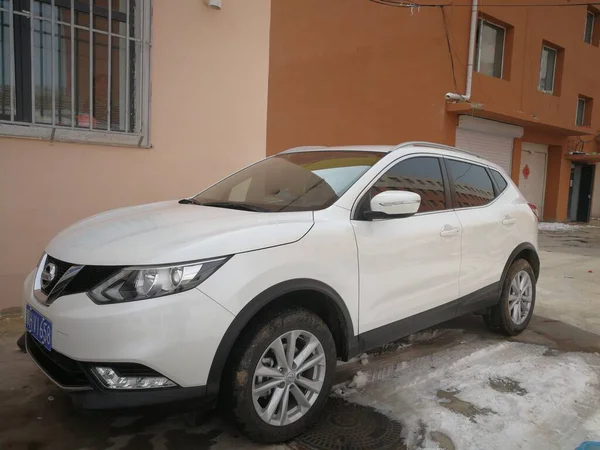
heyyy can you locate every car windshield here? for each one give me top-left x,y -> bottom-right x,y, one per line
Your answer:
192,151 -> 384,212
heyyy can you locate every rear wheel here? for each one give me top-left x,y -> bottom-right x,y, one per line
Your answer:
222,308 -> 336,443
484,259 -> 536,336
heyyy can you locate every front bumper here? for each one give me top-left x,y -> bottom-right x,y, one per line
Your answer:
25,332 -> 214,411
22,270 -> 234,410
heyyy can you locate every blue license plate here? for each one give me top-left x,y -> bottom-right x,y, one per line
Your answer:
25,305 -> 52,351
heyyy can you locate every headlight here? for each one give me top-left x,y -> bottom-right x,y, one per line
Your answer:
88,257 -> 229,304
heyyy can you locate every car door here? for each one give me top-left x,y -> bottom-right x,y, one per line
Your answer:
351,156 -> 462,338
445,158 -> 517,301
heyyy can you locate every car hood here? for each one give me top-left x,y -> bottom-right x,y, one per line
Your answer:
46,201 -> 314,265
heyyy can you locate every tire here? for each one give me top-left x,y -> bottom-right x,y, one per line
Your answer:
484,259 -> 536,336
222,307 -> 337,443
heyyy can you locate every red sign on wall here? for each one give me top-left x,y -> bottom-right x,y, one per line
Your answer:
522,164 -> 530,180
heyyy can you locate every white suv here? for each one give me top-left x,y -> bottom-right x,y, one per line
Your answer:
23,142 -> 539,442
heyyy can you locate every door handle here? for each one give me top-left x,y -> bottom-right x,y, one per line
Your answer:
502,217 -> 517,226
440,227 -> 460,237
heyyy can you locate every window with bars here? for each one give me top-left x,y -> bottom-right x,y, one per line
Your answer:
0,0 -> 150,146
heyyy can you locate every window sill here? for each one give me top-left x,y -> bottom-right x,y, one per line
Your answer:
0,122 -> 150,148
538,89 -> 557,96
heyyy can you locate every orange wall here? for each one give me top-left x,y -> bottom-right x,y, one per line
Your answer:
266,0 -> 469,153
0,0 -> 271,309
267,1 -> 600,156
267,0 -> 600,222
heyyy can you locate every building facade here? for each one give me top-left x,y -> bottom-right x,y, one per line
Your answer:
267,0 -> 600,222
1,0 -> 599,310
0,0 -> 271,309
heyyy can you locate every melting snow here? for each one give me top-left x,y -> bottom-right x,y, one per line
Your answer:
336,340 -> 600,450
538,222 -> 583,232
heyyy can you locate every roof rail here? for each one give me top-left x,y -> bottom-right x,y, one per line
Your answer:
392,141 -> 484,160
278,145 -> 327,155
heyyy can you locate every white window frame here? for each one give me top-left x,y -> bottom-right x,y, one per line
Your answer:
475,19 -> 506,79
584,10 -> 595,44
0,0 -> 152,148
538,45 -> 557,95
576,97 -> 587,127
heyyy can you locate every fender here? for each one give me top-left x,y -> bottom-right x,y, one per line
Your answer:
499,242 -> 540,296
205,278 -> 356,397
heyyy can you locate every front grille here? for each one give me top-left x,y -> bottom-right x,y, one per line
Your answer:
61,265 -> 123,297
26,333 -> 90,388
41,256 -> 72,296
41,255 -> 123,300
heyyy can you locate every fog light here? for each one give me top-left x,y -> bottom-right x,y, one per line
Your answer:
92,367 -> 176,389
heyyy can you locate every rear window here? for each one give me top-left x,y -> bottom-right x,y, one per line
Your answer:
446,160 -> 495,208
490,169 -> 508,194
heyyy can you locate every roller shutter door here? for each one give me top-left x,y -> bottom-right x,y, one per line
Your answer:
455,116 -> 524,174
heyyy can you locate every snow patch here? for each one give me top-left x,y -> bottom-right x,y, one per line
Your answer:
341,340 -> 600,450
538,222 -> 582,232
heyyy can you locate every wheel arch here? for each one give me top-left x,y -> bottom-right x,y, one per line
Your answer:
206,279 -> 356,398
501,243 -> 540,290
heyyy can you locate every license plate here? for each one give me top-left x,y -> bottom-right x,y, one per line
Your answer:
25,305 -> 52,351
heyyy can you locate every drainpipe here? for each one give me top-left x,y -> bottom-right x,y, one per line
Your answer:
445,0 -> 478,102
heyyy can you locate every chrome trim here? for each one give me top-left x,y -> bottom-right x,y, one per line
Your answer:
46,265 -> 84,304
33,253 -> 84,306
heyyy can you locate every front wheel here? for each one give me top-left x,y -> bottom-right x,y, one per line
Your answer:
484,259 -> 536,336
222,308 -> 336,443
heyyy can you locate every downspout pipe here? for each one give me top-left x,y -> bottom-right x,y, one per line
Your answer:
445,0 -> 478,102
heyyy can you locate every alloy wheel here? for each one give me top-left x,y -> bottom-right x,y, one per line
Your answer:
508,270 -> 533,325
252,330 -> 326,426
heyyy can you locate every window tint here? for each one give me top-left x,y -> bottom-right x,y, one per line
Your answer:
367,157 -> 447,213
490,169 -> 508,194
447,160 -> 495,208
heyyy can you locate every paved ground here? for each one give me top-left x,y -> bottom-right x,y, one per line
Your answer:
1,222 -> 599,450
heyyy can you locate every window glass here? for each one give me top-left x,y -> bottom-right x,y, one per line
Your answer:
576,98 -> 587,126
447,160 -> 495,208
1,0 -> 140,132
585,11 -> 594,44
194,151 -> 384,212
475,20 -> 505,79
538,46 -> 557,93
490,169 -> 508,194
367,157 -> 447,213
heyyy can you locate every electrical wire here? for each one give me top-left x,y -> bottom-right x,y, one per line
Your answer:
440,6 -> 459,93
369,0 -> 600,7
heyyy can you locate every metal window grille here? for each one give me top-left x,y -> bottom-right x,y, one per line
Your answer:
0,0 -> 151,146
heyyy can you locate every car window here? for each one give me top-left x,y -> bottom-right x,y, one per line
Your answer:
194,151 -> 384,212
365,157 -> 447,213
490,169 -> 508,194
446,160 -> 495,208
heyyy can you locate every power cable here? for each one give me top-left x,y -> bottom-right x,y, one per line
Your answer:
369,0 -> 600,7
440,6 -> 459,93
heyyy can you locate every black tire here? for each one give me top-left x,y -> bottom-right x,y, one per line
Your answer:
484,259 -> 536,336
221,307 -> 337,443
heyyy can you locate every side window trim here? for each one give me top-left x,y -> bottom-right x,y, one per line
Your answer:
489,168 -> 509,198
352,155 -> 451,220
443,156 -> 501,211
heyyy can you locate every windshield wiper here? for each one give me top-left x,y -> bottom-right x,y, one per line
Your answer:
178,198 -> 202,205
200,201 -> 269,212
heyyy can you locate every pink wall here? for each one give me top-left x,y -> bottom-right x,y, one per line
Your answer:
0,0 -> 271,309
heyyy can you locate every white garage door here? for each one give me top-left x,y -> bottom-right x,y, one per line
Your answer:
455,116 -> 524,174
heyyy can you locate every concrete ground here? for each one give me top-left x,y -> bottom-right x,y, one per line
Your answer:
1,223 -> 599,450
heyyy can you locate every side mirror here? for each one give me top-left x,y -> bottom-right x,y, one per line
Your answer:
365,191 -> 421,220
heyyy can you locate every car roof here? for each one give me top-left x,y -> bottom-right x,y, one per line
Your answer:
278,142 -> 504,172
